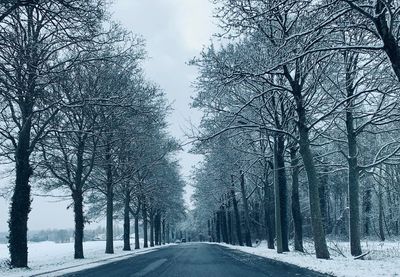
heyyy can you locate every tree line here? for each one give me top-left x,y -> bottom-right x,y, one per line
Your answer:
191,0 -> 400,260
0,0 -> 185,268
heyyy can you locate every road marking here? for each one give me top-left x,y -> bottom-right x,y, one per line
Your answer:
132,258 -> 168,276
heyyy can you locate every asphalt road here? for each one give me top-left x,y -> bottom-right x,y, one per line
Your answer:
62,243 -> 331,277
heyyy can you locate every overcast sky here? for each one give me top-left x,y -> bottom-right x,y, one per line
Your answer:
0,0 -> 216,232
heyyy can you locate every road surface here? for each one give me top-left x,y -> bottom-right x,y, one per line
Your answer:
63,243 -> 330,277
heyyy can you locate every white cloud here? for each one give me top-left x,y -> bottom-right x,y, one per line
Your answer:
173,0 -> 216,52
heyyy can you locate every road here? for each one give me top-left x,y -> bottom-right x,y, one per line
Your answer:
62,243 -> 330,277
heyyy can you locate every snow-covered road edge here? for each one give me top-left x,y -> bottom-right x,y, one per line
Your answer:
0,241 -> 175,277
210,241 -> 400,277
33,247 -> 158,277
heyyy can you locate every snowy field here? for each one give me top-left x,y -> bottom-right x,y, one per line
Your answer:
0,240 -> 171,276
221,239 -> 400,277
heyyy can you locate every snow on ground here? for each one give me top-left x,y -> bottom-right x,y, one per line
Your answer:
0,239 -> 172,276
219,239 -> 400,277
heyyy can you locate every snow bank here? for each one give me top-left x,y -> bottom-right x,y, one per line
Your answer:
0,240 -> 171,276
219,239 -> 400,277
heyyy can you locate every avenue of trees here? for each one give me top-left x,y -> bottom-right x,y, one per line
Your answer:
0,0 -> 185,268
191,0 -> 400,260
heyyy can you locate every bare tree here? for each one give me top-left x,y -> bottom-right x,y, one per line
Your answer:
0,0 -> 104,267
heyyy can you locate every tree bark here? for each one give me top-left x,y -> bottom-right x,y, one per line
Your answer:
135,214 -> 140,249
276,133 -> 289,252
73,190 -> 84,259
167,223 -> 170,244
123,191 -> 131,251
105,144 -> 114,254
227,207 -> 233,244
345,77 -> 362,256
154,212 -> 161,245
263,163 -> 275,249
216,211 -> 221,243
162,219 -> 166,245
211,217 -> 216,242
220,205 -> 229,243
150,211 -> 154,247
362,188 -> 372,236
254,202 -> 261,240
72,143 -> 86,259
319,170 -> 328,231
290,148 -> 304,252
9,126 -> 33,267
378,183 -> 385,241
158,215 -> 162,244
240,171 -> 252,247
274,138 -> 283,253
373,1 -> 400,82
295,92 -> 330,259
105,185 -> 114,253
231,176 -> 243,246
142,198 -> 148,248
208,219 -> 212,242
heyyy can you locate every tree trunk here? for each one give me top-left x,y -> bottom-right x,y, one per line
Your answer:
208,219 -> 212,242
142,199 -> 148,248
105,145 -> 114,254
254,202 -> 261,239
374,1 -> 400,82
295,93 -> 330,259
274,137 -> 283,253
231,176 -> 243,246
263,169 -> 275,249
240,171 -> 252,247
105,185 -> 114,254
227,207 -> 233,244
260,129 -> 275,249
162,219 -> 166,245
158,215 -> 162,244
215,212 -> 221,243
211,217 -> 215,242
167,223 -> 170,244
343,57 -> 363,256
9,117 -> 33,267
150,212 -> 154,247
123,192 -> 131,251
363,188 -> 372,236
276,134 -> 289,252
319,169 -> 328,232
73,190 -> 84,259
346,104 -> 362,256
154,213 -> 161,245
220,205 -> 229,243
378,183 -> 385,241
290,148 -> 304,252
135,215 -> 140,249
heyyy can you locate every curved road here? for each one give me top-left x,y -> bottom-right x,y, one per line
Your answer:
63,243 -> 330,277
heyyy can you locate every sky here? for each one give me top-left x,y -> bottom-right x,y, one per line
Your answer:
0,0 -> 217,232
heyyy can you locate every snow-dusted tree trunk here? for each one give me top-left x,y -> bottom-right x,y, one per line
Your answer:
73,189 -> 85,259
150,210 -> 155,247
142,198 -> 148,248
240,171 -> 252,247
135,215 -> 140,249
105,142 -> 114,254
123,191 -> 131,251
230,177 -> 243,246
296,101 -> 330,259
344,53 -> 362,256
290,147 -> 303,252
